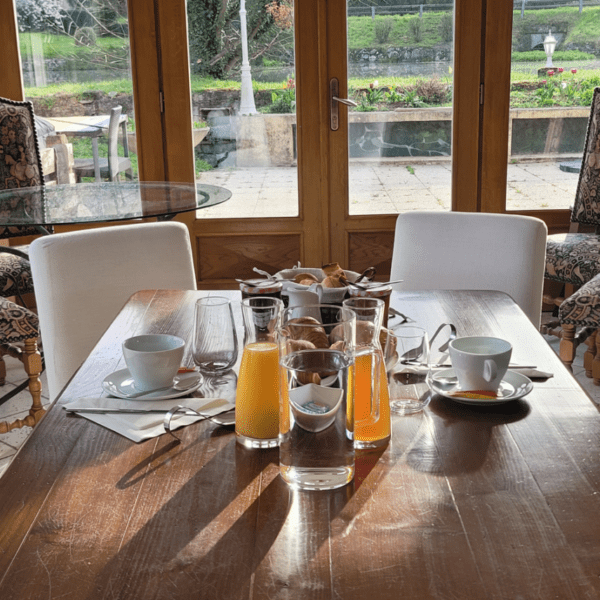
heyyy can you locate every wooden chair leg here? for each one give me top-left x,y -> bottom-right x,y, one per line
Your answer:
593,330 -> 600,386
559,324 -> 577,372
0,351 -> 6,386
0,338 -> 44,434
584,330 -> 596,378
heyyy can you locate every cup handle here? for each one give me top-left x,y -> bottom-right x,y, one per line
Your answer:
483,359 -> 497,382
308,283 -> 324,301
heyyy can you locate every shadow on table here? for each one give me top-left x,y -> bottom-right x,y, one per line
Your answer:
90,393 -> 394,598
404,396 -> 531,476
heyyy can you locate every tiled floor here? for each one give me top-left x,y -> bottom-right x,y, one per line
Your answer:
195,161 -> 580,219
1,316 -> 598,479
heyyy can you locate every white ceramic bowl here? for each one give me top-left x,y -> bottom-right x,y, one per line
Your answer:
289,384 -> 344,433
122,334 -> 185,391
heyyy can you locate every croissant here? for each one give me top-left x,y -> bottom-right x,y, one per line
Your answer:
322,262 -> 344,277
287,317 -> 325,339
322,275 -> 345,288
302,329 -> 330,349
296,371 -> 321,385
286,339 -> 316,354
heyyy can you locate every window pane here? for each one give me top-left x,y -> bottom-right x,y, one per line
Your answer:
187,0 -> 298,220
506,4 -> 600,211
17,0 -> 137,182
347,3 -> 454,216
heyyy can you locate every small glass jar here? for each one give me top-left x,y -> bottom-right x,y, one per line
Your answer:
346,284 -> 392,327
239,279 -> 283,301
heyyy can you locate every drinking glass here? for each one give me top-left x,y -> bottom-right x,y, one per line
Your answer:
278,304 -> 356,490
235,297 -> 284,449
193,297 -> 238,373
386,326 -> 431,415
343,297 -> 391,449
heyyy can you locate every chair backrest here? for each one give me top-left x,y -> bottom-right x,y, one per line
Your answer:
0,97 -> 46,238
107,105 -> 122,181
571,86 -> 600,227
30,221 -> 197,401
389,211 -> 548,328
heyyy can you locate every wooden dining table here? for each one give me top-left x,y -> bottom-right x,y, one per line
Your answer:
1,288 -> 599,600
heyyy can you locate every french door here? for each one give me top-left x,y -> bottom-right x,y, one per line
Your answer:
1,0 -> 532,287
183,0 -> 519,287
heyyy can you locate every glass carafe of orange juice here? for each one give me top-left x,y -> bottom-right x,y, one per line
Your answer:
343,297 -> 391,449
235,297 -> 284,449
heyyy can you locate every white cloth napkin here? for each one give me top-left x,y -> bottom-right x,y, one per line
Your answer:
62,396 -> 234,443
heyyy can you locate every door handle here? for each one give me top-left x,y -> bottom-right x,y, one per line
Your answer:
330,78 -> 357,131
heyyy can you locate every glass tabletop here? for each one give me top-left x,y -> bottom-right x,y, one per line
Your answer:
0,182 -> 231,227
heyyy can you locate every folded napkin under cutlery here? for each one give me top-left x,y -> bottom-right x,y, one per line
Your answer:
63,395 -> 235,442
431,365 -> 553,380
507,368 -> 553,380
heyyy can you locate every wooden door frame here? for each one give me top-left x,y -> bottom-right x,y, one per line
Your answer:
1,0 -> 571,286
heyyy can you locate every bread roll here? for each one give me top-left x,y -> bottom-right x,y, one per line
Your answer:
293,272 -> 319,284
330,320 -> 375,345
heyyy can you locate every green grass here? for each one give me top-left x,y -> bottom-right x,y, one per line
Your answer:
512,50 -> 595,62
19,31 -> 127,59
347,12 -> 451,48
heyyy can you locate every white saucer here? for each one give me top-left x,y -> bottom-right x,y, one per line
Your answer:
102,369 -> 202,400
428,368 -> 533,405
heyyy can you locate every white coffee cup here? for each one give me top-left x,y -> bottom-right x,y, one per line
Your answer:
122,334 -> 185,391
448,336 -> 512,392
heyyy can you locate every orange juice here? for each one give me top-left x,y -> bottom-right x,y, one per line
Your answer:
352,351 -> 391,447
236,342 -> 280,443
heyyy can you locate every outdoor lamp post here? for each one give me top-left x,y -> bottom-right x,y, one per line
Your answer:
544,30 -> 557,69
239,0 -> 257,115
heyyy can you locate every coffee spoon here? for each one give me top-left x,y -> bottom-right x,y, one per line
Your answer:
347,278 -> 404,291
164,404 -> 235,440
104,372 -> 201,399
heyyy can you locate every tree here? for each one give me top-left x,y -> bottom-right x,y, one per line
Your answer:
187,0 -> 293,79
16,0 -> 130,75
16,0 -> 66,33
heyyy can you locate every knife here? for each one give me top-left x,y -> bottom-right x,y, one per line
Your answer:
63,403 -> 231,416
64,406 -> 201,415
432,364 -> 537,369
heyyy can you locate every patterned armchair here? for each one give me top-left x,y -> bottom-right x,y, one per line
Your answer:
0,97 -> 45,432
543,88 -> 600,345
0,97 -> 46,302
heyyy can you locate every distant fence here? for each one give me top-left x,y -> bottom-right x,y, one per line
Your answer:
348,0 -> 600,18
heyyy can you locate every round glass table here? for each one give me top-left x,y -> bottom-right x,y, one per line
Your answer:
0,181 -> 231,232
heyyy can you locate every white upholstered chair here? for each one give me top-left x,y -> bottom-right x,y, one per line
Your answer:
29,221 -> 197,401
389,211 -> 548,328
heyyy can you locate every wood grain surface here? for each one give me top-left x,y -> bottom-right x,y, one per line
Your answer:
0,289 -> 599,600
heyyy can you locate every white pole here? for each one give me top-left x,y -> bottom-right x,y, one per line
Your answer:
239,0 -> 257,115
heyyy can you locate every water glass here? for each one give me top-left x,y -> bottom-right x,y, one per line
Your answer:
278,304 -> 356,490
192,297 -> 238,373
386,326 -> 431,415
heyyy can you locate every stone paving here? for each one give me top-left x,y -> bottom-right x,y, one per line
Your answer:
196,159 -> 580,219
